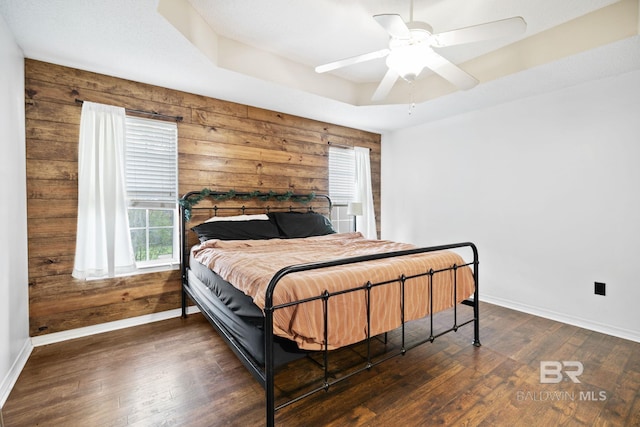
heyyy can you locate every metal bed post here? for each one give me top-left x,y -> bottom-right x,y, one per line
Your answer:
471,243 -> 481,347
179,199 -> 188,318
264,304 -> 276,427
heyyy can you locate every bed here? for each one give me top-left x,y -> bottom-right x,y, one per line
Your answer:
179,190 -> 480,426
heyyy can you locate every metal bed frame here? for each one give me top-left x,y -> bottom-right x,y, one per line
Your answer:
179,190 -> 480,426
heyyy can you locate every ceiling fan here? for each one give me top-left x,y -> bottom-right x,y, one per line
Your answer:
315,10 -> 526,101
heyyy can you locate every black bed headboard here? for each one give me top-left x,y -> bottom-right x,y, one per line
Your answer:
179,189 -> 331,223
179,189 -> 332,279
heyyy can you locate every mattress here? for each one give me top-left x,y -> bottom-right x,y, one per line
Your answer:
188,253 -> 306,366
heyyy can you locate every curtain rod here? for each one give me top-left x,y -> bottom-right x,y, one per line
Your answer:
328,141 -> 371,151
327,141 -> 353,150
75,99 -> 183,122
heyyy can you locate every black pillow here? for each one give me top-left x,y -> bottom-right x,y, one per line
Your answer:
192,219 -> 280,242
269,212 -> 336,238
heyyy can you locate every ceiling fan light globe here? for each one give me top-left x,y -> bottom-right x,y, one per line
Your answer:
385,45 -> 424,82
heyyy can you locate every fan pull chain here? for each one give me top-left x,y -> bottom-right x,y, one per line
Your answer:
408,82 -> 416,115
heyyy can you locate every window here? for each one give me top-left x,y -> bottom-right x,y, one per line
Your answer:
125,116 -> 179,268
328,146 -> 355,233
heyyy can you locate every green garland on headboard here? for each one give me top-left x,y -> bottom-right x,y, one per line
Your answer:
179,189 -> 316,221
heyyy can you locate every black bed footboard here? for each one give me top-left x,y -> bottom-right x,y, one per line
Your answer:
263,242 -> 480,427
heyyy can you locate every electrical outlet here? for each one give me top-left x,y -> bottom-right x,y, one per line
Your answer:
594,282 -> 606,296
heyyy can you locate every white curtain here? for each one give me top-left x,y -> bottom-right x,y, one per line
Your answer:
354,146 -> 377,239
72,102 -> 136,279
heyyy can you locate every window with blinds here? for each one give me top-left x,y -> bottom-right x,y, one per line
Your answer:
328,146 -> 355,233
125,116 -> 178,206
125,116 -> 179,267
328,146 -> 355,205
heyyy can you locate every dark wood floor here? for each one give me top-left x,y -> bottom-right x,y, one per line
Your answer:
3,302 -> 639,426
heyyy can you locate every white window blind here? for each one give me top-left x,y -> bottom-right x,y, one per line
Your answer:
328,146 -> 355,205
125,116 -> 178,206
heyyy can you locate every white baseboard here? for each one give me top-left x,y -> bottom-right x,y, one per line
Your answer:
0,337 -> 33,408
480,294 -> 640,343
31,306 -> 200,347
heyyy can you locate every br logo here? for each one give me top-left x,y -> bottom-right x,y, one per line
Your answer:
540,361 -> 583,383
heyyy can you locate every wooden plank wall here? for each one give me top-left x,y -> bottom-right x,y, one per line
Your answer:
24,59 -> 381,337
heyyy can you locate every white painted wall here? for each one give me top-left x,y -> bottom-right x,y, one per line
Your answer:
382,69 -> 640,342
0,13 -> 31,407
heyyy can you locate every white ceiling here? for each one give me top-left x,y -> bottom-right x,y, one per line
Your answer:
1,0 -> 639,133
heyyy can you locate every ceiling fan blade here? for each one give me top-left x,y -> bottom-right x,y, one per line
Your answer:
422,49 -> 478,90
432,16 -> 526,47
371,68 -> 399,101
374,14 -> 410,39
315,48 -> 390,73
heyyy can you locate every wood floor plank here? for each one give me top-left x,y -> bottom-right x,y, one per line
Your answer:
3,303 -> 639,426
